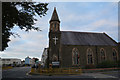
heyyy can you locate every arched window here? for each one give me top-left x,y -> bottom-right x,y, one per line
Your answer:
87,48 -> 94,64
72,48 -> 79,65
50,23 -> 54,31
112,48 -> 118,61
100,48 -> 106,62
55,23 -> 58,31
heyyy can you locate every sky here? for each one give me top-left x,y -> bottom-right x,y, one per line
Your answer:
0,2 -> 118,61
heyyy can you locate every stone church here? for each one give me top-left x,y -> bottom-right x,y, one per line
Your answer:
47,8 -> 119,68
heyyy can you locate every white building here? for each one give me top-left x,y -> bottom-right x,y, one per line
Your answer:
41,48 -> 48,67
2,58 -> 21,66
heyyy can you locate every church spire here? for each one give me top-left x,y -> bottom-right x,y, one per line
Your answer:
50,7 -> 60,23
49,7 -> 60,32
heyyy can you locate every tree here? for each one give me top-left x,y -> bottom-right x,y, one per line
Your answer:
34,58 -> 39,62
2,2 -> 48,51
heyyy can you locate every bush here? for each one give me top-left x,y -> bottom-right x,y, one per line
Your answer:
96,60 -> 118,68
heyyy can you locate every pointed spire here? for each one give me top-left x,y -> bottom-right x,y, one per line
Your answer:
50,7 -> 60,23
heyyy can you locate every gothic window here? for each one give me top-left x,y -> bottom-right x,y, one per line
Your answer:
53,24 -> 55,31
55,23 -> 56,28
72,48 -> 79,65
57,24 -> 59,30
50,23 -> 53,31
54,23 -> 57,31
54,23 -> 59,31
87,48 -> 94,64
112,48 -> 118,61
100,48 -> 106,62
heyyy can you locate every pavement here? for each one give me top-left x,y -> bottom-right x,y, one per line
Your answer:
81,73 -> 118,78
98,70 -> 120,78
1,67 -> 120,80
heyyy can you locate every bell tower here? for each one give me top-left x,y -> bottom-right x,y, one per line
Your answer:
48,7 -> 61,68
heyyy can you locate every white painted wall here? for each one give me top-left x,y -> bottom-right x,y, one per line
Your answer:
2,58 -> 21,65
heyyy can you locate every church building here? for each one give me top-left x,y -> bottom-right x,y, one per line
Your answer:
47,8 -> 119,68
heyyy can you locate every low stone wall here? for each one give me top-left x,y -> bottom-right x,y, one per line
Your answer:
2,66 -> 13,70
30,68 -> 82,75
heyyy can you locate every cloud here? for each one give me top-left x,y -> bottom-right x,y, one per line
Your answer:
82,19 -> 117,31
58,2 -> 118,41
1,19 -> 48,60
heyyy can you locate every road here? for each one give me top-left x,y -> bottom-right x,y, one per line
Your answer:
1,67 -> 119,80
98,70 -> 120,78
2,67 -> 93,78
2,66 -> 31,78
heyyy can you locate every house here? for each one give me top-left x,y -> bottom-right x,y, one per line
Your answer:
41,48 -> 48,67
2,58 -> 21,66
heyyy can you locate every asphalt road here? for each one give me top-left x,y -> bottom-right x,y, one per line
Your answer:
2,66 -> 31,78
2,67 -> 93,78
1,67 -> 119,80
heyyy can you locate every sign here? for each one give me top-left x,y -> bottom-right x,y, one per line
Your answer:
52,61 -> 59,66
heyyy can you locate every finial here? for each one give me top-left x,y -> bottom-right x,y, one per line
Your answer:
54,7 -> 56,10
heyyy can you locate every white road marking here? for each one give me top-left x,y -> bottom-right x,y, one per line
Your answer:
82,73 -> 118,78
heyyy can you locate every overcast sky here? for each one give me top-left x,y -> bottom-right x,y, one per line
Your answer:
0,2 -> 118,61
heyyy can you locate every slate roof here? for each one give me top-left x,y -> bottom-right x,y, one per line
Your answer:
61,31 -> 117,46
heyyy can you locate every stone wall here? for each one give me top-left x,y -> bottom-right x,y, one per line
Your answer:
60,45 -> 118,68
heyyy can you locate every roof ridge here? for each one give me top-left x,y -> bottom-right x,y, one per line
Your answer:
61,31 -> 103,34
